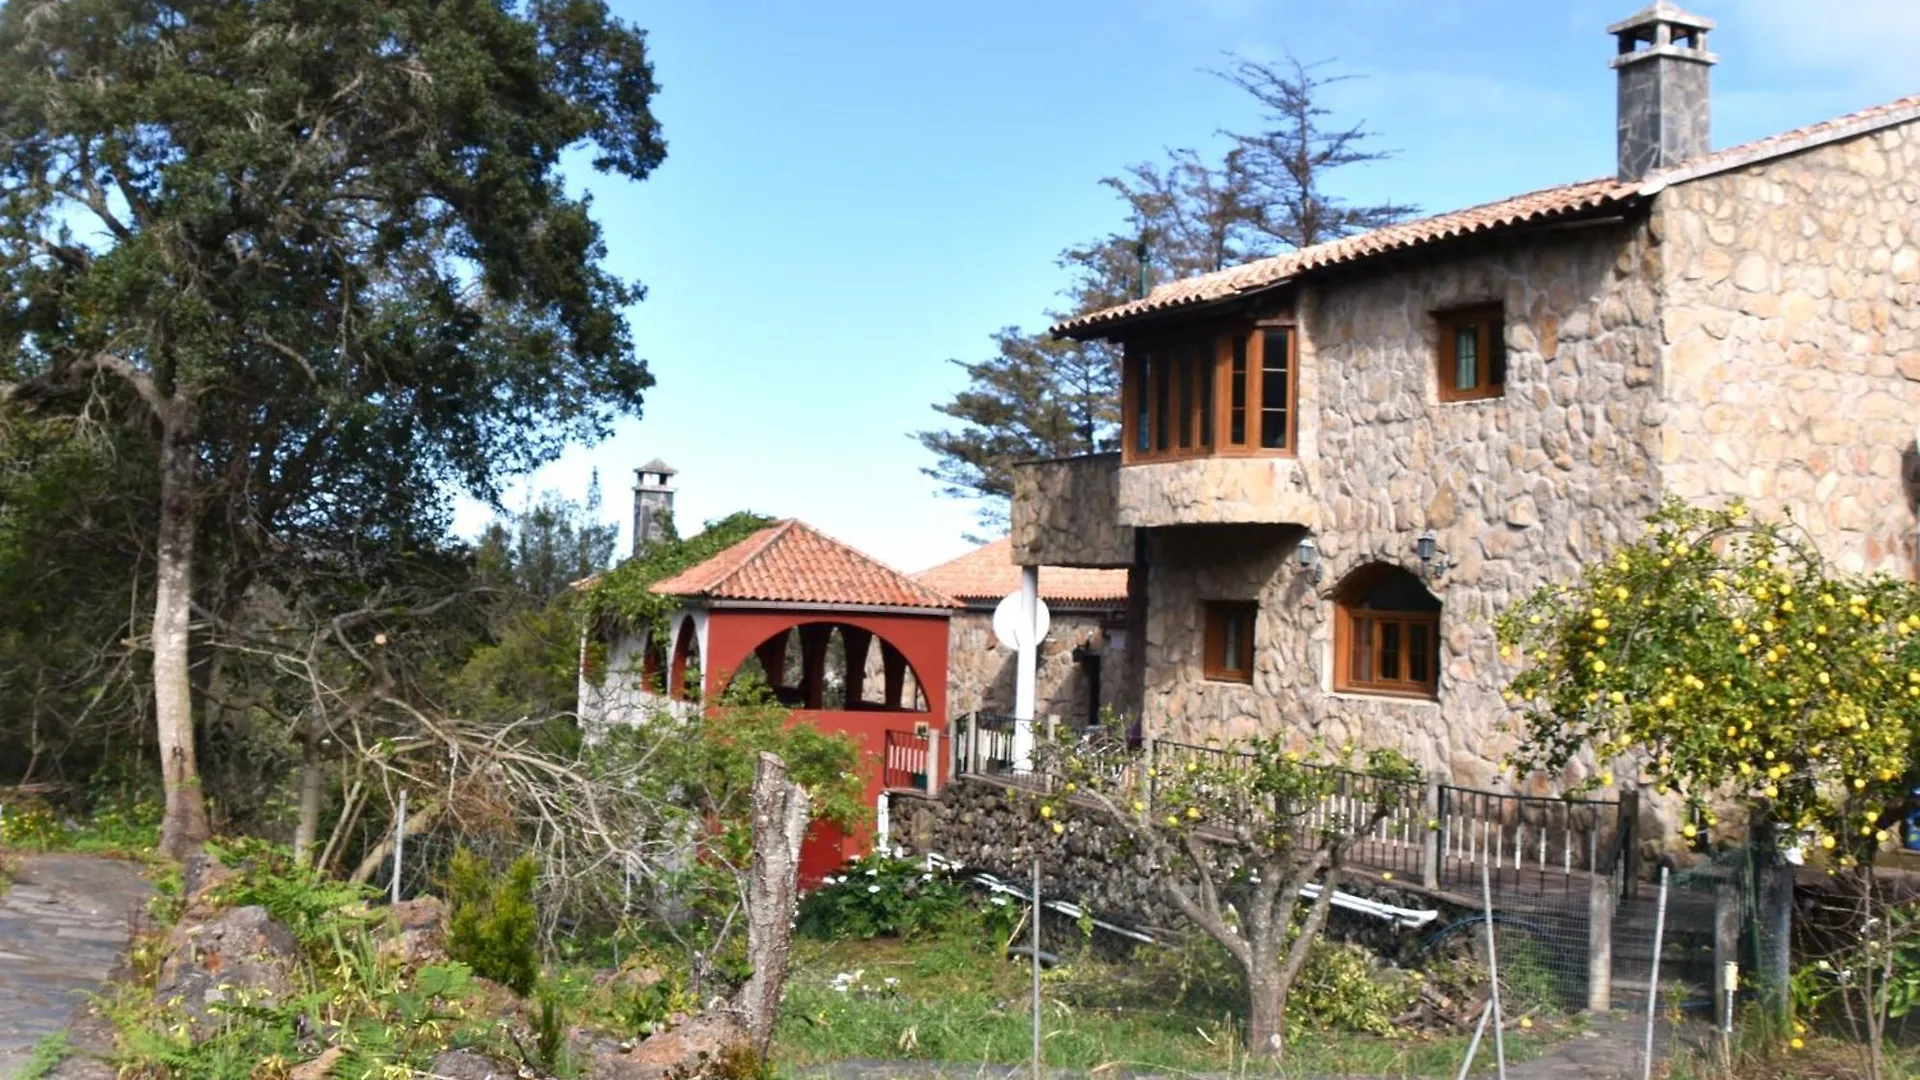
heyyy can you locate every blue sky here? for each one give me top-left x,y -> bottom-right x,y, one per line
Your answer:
457,0 -> 1920,573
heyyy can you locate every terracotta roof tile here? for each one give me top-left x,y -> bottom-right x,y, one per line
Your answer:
1056,91 -> 1920,337
914,538 -> 1129,606
651,519 -> 960,610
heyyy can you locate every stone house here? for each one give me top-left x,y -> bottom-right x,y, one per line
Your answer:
1012,3 -> 1920,799
913,537 -> 1129,726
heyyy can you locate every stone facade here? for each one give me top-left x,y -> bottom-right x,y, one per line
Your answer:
944,605 -> 1127,724
1655,125 -> 1920,574
1141,221 -> 1666,791
1116,456 -> 1318,528
1010,452 -> 1134,568
1022,118 -> 1920,816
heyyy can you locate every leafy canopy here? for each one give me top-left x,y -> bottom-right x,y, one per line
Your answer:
1498,498 -> 1920,858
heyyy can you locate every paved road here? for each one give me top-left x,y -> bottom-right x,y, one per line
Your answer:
0,855 -> 151,1078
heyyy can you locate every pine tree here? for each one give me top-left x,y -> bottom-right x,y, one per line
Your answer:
920,53 -> 1411,530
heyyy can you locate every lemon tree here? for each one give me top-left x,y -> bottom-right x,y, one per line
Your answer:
1496,496 -> 1920,863
1039,728 -> 1416,1059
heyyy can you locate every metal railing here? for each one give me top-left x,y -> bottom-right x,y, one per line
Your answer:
1434,784 -> 1628,900
948,715 -> 1632,899
882,728 -> 931,792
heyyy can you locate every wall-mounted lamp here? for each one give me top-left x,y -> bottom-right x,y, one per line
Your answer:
1296,537 -> 1323,586
1415,530 -> 1450,584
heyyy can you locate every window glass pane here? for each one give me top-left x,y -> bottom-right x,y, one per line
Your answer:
1351,616 -> 1372,684
1489,322 -> 1506,387
1454,325 -> 1478,390
1359,568 -> 1443,612
1261,328 -> 1290,449
1198,341 -> 1215,448
1133,352 -> 1150,452
1379,621 -> 1401,681
1167,345 -> 1182,443
1409,622 -> 1429,683
1154,347 -> 1171,451
1222,613 -> 1243,671
1229,336 -> 1247,445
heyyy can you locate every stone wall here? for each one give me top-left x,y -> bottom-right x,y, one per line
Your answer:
1655,122 -> 1920,574
889,779 -> 1181,928
1143,220 -> 1667,793
945,607 -> 1127,724
1115,456 -> 1319,528
1010,453 -> 1136,568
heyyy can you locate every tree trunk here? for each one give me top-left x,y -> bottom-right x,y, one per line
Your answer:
293,729 -> 323,866
1245,951 -> 1286,1059
735,751 -> 811,1060
155,410 -> 211,859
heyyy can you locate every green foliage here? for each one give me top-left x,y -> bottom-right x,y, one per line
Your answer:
204,838 -> 374,945
581,511 -> 775,637
1497,497 -> 1920,855
796,854 -> 968,941
534,988 -> 567,1073
0,796 -> 162,855
1286,939 -> 1416,1037
12,1031 -> 68,1080
444,849 -> 541,996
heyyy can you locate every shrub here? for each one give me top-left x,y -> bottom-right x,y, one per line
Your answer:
444,848 -> 540,995
1288,939 -> 1416,1037
796,854 -> 966,940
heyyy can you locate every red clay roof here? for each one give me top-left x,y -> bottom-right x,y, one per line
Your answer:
650,519 -> 960,610
914,538 -> 1129,606
1056,91 -> 1920,337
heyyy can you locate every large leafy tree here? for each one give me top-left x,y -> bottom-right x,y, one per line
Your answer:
0,0 -> 666,857
920,54 -> 1410,528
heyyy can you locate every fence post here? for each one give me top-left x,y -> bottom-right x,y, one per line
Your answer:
391,788 -> 407,905
1587,863 -> 1615,1012
1421,779 -> 1442,890
966,712 -> 979,777
926,726 -> 942,795
1618,788 -> 1641,900
1143,735 -> 1157,812
1712,881 -> 1740,1055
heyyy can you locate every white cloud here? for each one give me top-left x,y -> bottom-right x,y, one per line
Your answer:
1714,0 -> 1920,102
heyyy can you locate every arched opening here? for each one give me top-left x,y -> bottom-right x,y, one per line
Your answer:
1333,563 -> 1441,699
723,621 -> 930,712
668,618 -> 702,701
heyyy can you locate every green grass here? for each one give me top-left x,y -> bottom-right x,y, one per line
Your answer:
14,1031 -> 70,1080
773,925 -> 1562,1078
0,798 -> 162,857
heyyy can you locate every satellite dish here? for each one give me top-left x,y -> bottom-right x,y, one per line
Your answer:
992,592 -> 1051,650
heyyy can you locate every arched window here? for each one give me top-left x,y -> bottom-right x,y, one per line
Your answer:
1334,564 -> 1441,699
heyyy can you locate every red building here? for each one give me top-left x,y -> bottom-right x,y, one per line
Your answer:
647,519 -> 959,882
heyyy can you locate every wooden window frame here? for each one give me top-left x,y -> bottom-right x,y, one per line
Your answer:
1332,569 -> 1441,700
1121,321 -> 1297,464
1436,304 -> 1506,403
1201,600 -> 1257,683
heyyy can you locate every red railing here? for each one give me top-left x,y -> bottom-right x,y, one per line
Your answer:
883,728 -> 931,791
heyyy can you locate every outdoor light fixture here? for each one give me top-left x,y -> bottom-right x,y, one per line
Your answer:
1415,531 -> 1449,584
1296,536 -> 1323,585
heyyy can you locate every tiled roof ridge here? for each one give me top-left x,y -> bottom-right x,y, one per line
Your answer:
1055,90 -> 1920,336
719,517 -> 800,587
784,520 -> 962,609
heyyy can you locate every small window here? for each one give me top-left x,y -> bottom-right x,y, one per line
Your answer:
1437,305 -> 1505,402
1202,601 -> 1257,683
1334,565 -> 1440,699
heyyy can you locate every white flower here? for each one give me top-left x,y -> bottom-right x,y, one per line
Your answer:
865,868 -> 879,876
867,884 -> 880,893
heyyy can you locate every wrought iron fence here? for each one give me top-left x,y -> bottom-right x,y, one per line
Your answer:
1435,785 -> 1626,900
950,718 -> 1632,902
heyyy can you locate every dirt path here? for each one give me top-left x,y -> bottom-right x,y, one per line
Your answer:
0,854 -> 151,1078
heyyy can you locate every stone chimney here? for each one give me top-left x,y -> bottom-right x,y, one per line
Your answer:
633,459 -> 676,558
1609,1 -> 1717,181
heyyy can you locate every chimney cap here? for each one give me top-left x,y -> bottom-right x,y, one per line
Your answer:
636,458 -> 677,480
1607,1 -> 1715,36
